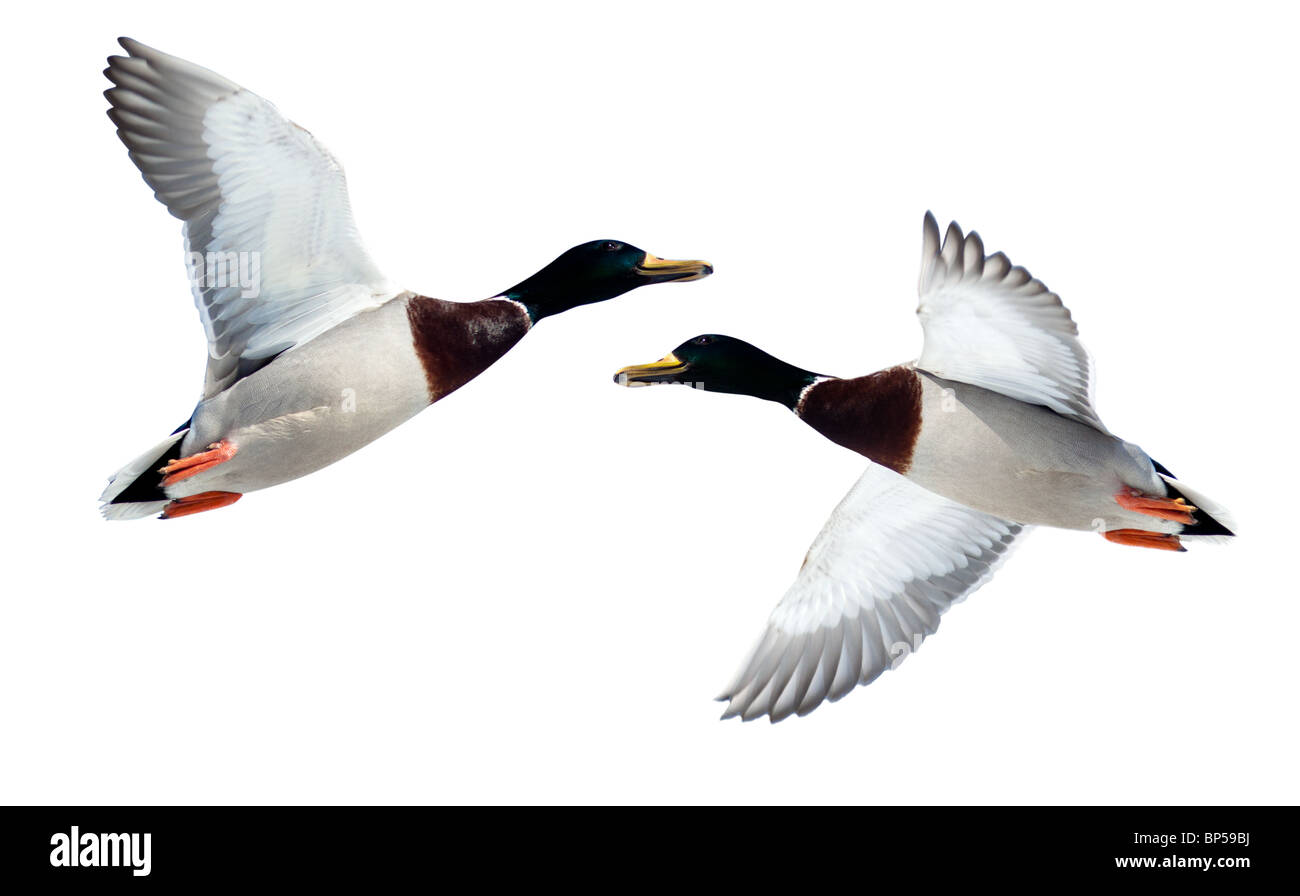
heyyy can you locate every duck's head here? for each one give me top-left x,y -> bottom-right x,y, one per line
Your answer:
614,334 -> 823,409
501,240 -> 711,322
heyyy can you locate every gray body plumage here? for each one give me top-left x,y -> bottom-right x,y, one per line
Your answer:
908,372 -> 1174,534
174,295 -> 430,498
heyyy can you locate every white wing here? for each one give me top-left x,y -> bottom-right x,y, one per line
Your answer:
105,38 -> 400,397
915,212 -> 1105,431
719,464 -> 1024,722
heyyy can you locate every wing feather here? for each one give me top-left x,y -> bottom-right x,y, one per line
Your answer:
105,38 -> 400,398
915,212 -> 1105,431
719,464 -> 1025,722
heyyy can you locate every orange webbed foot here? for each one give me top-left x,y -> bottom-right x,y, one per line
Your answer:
1102,528 -> 1185,552
1114,488 -> 1197,525
159,440 -> 238,487
160,491 -> 243,519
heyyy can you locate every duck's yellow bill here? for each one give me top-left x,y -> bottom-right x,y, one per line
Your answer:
635,254 -> 713,282
613,352 -> 691,386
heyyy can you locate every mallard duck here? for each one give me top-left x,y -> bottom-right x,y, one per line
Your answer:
99,38 -> 711,520
615,212 -> 1234,722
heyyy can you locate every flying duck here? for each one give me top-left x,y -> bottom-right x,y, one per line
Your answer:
99,38 -> 711,520
615,212 -> 1234,722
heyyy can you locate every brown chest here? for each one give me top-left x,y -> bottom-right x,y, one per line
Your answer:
796,366 -> 923,473
406,297 -> 531,402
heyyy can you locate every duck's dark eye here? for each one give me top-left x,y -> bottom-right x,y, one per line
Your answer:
602,241 -> 622,252
693,336 -> 714,346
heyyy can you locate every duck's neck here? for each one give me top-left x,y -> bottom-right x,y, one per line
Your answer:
712,357 -> 825,410
498,270 -> 597,323
406,296 -> 532,403
747,364 -> 826,410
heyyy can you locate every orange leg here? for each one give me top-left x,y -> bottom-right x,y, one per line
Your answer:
1115,488 -> 1197,525
1102,528 -> 1185,552
159,440 -> 238,487
160,491 -> 243,520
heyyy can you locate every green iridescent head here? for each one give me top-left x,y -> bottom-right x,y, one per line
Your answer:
614,334 -> 822,409
501,240 -> 712,322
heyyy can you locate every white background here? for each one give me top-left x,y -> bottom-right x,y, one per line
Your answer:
2,1 -> 1296,805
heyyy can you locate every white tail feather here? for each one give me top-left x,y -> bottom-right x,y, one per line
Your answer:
99,430 -> 187,519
